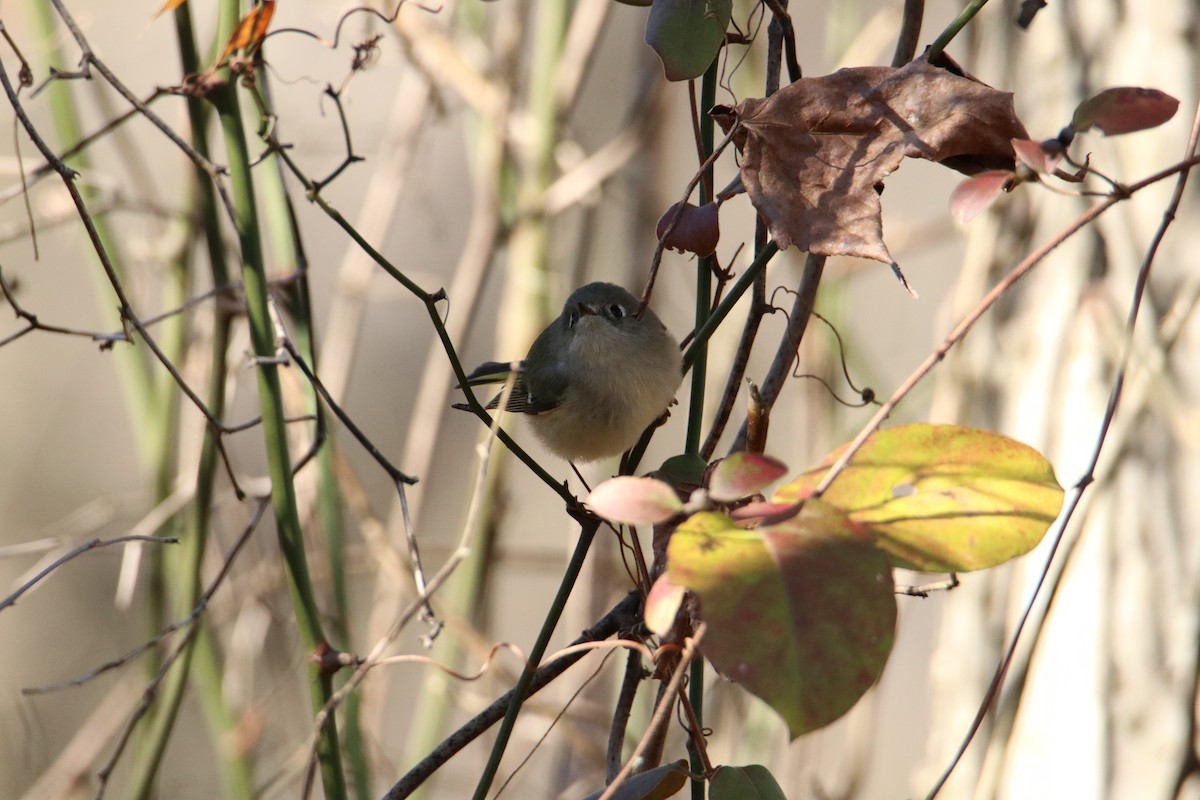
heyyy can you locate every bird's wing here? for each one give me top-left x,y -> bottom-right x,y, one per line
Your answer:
458,360 -> 522,387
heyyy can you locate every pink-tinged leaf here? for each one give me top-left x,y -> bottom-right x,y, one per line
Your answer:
776,424 -> 1064,573
710,765 -> 787,800
645,0 -> 732,82
644,574 -> 686,636
657,201 -> 720,257
728,500 -> 798,525
1072,87 -> 1179,136
1011,137 -> 1063,174
708,452 -> 789,502
586,477 -> 683,525
581,760 -> 689,800
668,504 -> 895,738
950,170 -> 1013,224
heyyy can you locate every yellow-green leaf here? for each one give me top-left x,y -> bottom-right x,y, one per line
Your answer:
776,423 -> 1063,572
667,504 -> 894,738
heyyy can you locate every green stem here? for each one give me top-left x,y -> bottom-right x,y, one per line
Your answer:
928,0 -> 990,61
470,520 -> 600,800
685,68 -> 719,456
126,2 -> 254,795
211,0 -> 344,796
683,242 -> 780,374
29,0 -> 159,460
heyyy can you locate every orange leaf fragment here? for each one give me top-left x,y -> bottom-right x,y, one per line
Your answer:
217,1 -> 276,66
152,0 -> 189,18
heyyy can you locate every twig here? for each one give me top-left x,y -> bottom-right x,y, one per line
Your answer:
0,267 -> 128,348
730,253 -> 825,452
891,0 -> 925,67
89,498 -> 269,799
599,624 -> 706,800
810,150 -> 1200,502
895,573 -> 958,597
380,592 -> 642,799
762,0 -> 801,82
0,535 -> 176,614
470,515 -> 602,799
639,125 -> 740,315
607,644 -> 648,784
299,366 -> 516,796
923,100 -> 1200,800
0,57 -> 229,436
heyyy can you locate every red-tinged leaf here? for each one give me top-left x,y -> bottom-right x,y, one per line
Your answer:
775,424 -> 1064,572
645,0 -> 732,82
644,574 -> 686,636
586,476 -> 683,525
709,765 -> 787,800
712,55 -> 1027,266
950,170 -> 1013,224
153,0 -> 189,18
1072,87 -> 1179,136
728,500 -> 797,525
657,201 -> 720,257
1011,137 -> 1063,175
668,505 -> 895,738
708,452 -> 788,502
217,1 -> 276,66
582,760 -> 689,800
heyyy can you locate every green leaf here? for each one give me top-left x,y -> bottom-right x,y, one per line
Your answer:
709,764 -> 787,800
645,0 -> 732,82
581,760 -> 689,800
587,476 -> 683,525
708,452 -> 788,502
667,504 -> 895,738
776,423 -> 1064,572
650,452 -> 708,488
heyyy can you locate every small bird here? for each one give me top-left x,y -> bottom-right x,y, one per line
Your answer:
458,282 -> 682,463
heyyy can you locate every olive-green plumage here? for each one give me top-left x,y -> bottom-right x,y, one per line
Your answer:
463,282 -> 682,462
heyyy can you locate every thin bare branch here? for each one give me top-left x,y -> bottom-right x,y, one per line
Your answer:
0,535 -> 176,614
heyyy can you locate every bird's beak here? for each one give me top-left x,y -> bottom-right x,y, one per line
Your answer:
575,302 -> 598,318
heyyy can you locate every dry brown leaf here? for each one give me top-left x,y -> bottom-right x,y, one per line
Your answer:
713,57 -> 1028,268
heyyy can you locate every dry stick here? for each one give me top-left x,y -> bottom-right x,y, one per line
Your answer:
730,253 -> 826,453
700,11 -> 785,460
639,126 -> 739,315
0,91 -> 163,206
301,368 -> 519,798
0,266 -> 127,347
607,644 -> 648,784
0,535 -> 177,614
761,0 -> 801,82
84,497 -> 268,800
380,592 -> 643,799
598,625 -> 706,800
923,101 -> 1200,800
45,1 -> 226,186
0,59 -> 228,436
492,648 -> 618,797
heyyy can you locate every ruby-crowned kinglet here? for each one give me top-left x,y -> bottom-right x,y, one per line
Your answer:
459,282 -> 682,463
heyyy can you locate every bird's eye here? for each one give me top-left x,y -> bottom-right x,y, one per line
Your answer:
567,309 -> 579,328
608,304 -> 625,319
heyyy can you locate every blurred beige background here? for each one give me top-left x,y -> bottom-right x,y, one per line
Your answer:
2,1 -> 1198,799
